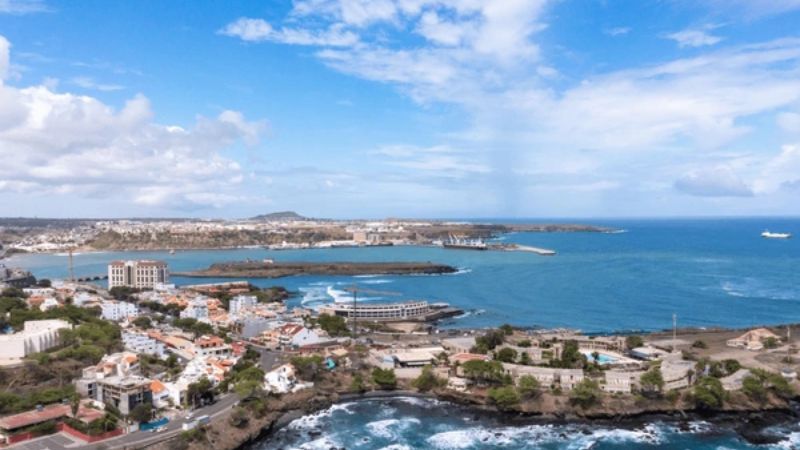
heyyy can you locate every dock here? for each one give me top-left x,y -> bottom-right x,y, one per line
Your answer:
488,243 -> 557,256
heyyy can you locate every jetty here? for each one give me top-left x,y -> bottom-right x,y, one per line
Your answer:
489,243 -> 557,255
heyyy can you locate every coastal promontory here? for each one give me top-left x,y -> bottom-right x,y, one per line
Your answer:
175,260 -> 458,278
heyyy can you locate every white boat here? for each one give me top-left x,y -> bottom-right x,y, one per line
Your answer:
761,230 -> 792,239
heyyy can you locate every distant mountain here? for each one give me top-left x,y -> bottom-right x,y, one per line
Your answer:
249,211 -> 307,221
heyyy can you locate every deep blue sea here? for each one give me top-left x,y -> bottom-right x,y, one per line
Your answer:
257,396 -> 800,450
7,218 -> 800,333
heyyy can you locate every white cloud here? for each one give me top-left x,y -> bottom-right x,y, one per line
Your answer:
219,17 -> 359,47
0,35 -> 267,211
604,27 -> 630,36
0,0 -> 49,15
674,166 -> 753,197
374,144 -> 491,178
777,111 -> 800,133
71,76 -> 125,92
0,35 -> 9,81
666,26 -> 723,48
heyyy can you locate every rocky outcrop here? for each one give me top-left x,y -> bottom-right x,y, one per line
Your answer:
175,261 -> 458,278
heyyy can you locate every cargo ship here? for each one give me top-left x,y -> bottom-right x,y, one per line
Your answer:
761,230 -> 792,239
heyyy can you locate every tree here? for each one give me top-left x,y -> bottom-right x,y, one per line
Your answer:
692,340 -> 708,349
36,279 -> 52,288
350,373 -> 367,393
763,337 -> 780,349
494,347 -> 518,363
235,379 -> 263,400
551,341 -> 586,369
316,314 -> 350,337
229,407 -> 249,428
517,340 -> 531,348
474,329 -> 507,352
570,379 -> 602,408
290,355 -> 325,381
517,375 -> 540,399
186,378 -> 213,409
742,375 -> 768,403
70,393 -> 80,417
692,377 -> 726,410
499,324 -> 514,336
488,386 -> 520,410
372,368 -> 397,389
461,360 -> 504,385
722,359 -> 741,375
640,367 -> 665,395
133,317 -> 152,329
625,335 -> 644,349
412,366 -> 442,392
518,352 -> 531,365
129,403 -> 153,423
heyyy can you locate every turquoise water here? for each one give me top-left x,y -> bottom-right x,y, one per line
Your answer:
580,351 -> 617,365
256,397 -> 799,449
6,218 -> 800,333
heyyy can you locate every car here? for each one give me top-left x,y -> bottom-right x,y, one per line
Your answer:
156,426 -> 167,432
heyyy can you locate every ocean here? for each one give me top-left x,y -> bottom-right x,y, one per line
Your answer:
7,218 -> 800,333
257,396 -> 799,450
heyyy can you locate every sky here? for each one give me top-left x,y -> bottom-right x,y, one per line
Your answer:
1,0 -> 800,219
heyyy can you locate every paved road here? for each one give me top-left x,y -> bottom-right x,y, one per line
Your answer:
9,394 -> 240,450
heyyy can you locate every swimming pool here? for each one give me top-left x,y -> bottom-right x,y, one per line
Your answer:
580,350 -> 618,365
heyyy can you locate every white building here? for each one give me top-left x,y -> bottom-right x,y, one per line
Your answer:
100,300 -> 139,321
122,331 -> 166,358
229,295 -> 257,316
661,355 -> 695,390
0,320 -> 72,359
180,297 -> 210,322
108,260 -> 169,289
603,370 -> 646,393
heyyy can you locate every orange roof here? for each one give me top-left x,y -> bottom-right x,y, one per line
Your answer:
150,380 -> 167,394
450,353 -> 489,363
124,354 -> 138,364
0,404 -> 70,430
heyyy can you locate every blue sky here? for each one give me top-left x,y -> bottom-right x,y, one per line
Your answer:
1,0 -> 800,218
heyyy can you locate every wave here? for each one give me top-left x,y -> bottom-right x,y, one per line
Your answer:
721,279 -> 799,301
365,417 -> 420,440
361,279 -> 393,285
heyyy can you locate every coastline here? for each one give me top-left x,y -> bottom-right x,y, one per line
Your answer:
146,383 -> 799,450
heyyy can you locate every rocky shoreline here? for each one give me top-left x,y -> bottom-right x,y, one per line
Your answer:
144,385 -> 799,450
174,260 -> 458,278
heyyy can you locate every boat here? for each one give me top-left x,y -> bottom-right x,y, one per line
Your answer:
442,235 -> 488,250
761,230 -> 792,239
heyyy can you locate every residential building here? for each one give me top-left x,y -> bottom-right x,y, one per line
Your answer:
726,328 -> 780,351
122,330 -> 166,358
501,363 -> 585,390
603,370 -> 646,393
74,352 -> 152,415
265,323 -> 322,348
194,335 -> 232,358
108,260 -> 169,289
100,300 -> 139,321
441,337 -> 476,354
0,319 -> 71,360
229,295 -> 257,316
180,297 -> 210,322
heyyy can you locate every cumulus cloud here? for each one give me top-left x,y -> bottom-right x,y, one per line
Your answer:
674,167 -> 753,197
374,144 -> 491,178
666,26 -> 723,48
0,35 -> 267,211
0,0 -> 49,15
219,17 -> 358,47
0,35 -> 9,80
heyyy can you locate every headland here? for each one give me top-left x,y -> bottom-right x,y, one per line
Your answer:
174,260 -> 458,278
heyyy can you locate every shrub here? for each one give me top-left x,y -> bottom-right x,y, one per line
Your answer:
692,377 -> 726,410
517,375 -> 540,399
412,366 -> 443,392
371,368 -> 397,389
488,386 -> 520,410
692,340 -> 707,349
494,347 -> 518,363
569,379 -> 602,408
350,373 -> 367,393
640,367 -> 665,395
625,335 -> 644,349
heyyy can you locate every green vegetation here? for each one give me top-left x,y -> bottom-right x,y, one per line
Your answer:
0,385 -> 77,415
488,385 -> 520,410
518,352 -> 531,365
516,339 -> 531,348
692,340 -> 708,349
494,347 -> 518,363
108,286 -> 141,302
499,324 -> 514,336
517,375 -> 541,399
742,368 -> 795,402
569,378 -> 602,408
350,373 -> 367,393
550,341 -> 586,369
132,316 -> 152,329
412,366 -> 443,392
290,355 -> 325,381
172,317 -> 214,337
639,367 -> 665,395
315,313 -> 350,337
129,403 -> 153,423
371,368 -> 397,389
186,378 -> 214,409
763,337 -> 780,349
228,407 -> 249,428
625,335 -> 644,349
139,301 -> 184,315
692,377 -> 726,410
471,329 -> 508,354
461,360 -> 506,385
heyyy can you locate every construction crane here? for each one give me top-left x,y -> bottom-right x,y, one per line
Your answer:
343,285 -> 400,339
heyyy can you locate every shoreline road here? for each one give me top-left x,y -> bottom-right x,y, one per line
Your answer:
8,394 -> 240,450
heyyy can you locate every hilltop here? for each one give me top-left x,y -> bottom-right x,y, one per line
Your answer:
249,211 -> 308,221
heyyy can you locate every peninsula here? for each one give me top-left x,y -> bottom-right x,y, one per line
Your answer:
175,260 -> 458,278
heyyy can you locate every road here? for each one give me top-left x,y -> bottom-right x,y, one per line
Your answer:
9,394 -> 240,450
